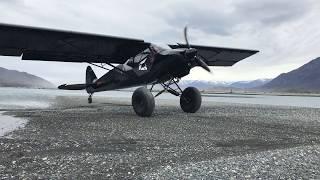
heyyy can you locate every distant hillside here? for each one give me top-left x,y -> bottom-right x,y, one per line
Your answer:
263,57 -> 320,93
179,80 -> 230,90
179,79 -> 271,91
0,67 -> 55,88
230,79 -> 271,89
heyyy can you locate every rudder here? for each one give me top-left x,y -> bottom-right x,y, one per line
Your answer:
86,66 -> 97,84
86,66 -> 97,94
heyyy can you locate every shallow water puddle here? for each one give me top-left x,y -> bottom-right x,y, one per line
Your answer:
0,111 -> 27,137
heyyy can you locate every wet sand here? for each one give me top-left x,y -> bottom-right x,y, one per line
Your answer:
0,96 -> 320,179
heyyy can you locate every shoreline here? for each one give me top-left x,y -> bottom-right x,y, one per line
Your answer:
201,91 -> 320,97
1,86 -> 320,98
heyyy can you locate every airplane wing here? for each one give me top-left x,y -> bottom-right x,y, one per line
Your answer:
0,23 -> 150,64
168,44 -> 259,66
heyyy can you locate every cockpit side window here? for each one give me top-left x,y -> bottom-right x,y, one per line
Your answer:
126,48 -> 154,71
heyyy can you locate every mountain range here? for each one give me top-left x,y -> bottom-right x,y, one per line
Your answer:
179,79 -> 271,91
181,57 -> 320,93
0,67 -> 54,89
262,57 -> 320,93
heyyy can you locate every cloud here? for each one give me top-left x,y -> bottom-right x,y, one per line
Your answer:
162,6 -> 236,36
159,0 -> 314,36
234,0 -> 312,25
0,0 -> 25,6
157,1 -> 238,36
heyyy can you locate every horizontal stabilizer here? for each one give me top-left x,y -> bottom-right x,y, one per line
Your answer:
58,84 -> 86,90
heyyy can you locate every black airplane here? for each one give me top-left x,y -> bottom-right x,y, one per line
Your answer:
0,24 -> 258,117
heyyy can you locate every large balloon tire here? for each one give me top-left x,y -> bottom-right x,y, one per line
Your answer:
180,87 -> 202,113
132,87 -> 155,117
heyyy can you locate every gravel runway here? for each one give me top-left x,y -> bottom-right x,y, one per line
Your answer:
0,96 -> 320,179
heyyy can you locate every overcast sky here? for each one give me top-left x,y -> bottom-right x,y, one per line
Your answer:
0,0 -> 320,85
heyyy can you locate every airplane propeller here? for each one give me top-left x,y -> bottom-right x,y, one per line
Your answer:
183,26 -> 211,73
183,26 -> 191,49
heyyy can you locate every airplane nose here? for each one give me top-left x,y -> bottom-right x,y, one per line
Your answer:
183,48 -> 211,73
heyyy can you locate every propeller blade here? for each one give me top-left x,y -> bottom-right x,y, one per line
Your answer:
184,26 -> 191,49
195,56 -> 211,73
183,26 -> 211,73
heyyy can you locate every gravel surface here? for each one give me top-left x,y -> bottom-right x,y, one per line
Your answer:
0,96 -> 320,179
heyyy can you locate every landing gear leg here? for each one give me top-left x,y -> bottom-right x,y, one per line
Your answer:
154,78 -> 202,113
155,78 -> 182,97
88,94 -> 93,104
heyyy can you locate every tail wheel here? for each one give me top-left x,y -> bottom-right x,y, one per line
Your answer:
180,87 -> 201,113
132,87 -> 155,117
88,95 -> 92,104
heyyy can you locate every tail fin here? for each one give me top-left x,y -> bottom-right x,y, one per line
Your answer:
58,66 -> 97,92
86,66 -> 97,94
86,66 -> 97,85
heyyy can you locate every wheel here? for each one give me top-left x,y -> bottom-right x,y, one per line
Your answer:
88,95 -> 92,104
180,87 -> 201,113
132,87 -> 155,117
